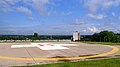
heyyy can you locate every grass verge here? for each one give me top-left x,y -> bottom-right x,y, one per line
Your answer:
81,41 -> 120,45
15,58 -> 120,67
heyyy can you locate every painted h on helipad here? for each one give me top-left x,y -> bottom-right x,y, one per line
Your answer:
11,43 -> 78,50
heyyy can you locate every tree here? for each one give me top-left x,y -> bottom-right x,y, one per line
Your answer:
33,33 -> 40,40
91,33 -> 100,42
92,31 -> 120,42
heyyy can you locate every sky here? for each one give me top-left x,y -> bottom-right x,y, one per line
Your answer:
0,0 -> 120,35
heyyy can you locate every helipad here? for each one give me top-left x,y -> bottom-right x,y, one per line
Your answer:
0,42 -> 119,66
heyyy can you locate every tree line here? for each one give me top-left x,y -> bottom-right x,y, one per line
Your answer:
0,35 -> 72,40
91,31 -> 120,42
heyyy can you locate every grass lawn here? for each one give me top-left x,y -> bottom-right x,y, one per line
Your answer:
81,41 -> 120,45
15,58 -> 120,67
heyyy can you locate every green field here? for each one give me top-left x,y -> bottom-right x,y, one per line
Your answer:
81,41 -> 120,45
15,58 -> 120,67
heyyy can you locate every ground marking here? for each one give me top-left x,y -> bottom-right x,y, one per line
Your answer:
11,43 -> 78,50
0,45 -> 119,61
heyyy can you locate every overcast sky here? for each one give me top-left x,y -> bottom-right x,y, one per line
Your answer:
0,0 -> 120,35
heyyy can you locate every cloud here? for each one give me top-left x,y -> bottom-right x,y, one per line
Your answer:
103,0 -> 120,8
119,16 -> 120,19
0,26 -> 35,35
72,19 -> 85,25
88,26 -> 98,33
84,0 -> 120,13
47,11 -> 72,16
23,0 -> 49,15
0,0 -> 23,12
4,0 -> 21,5
87,13 -> 106,20
32,0 -> 49,15
0,0 -> 13,12
16,6 -> 32,17
0,23 -> 120,35
112,12 -> 116,16
105,22 -> 114,26
84,0 -> 101,12
0,0 -> 49,15
61,11 -> 72,16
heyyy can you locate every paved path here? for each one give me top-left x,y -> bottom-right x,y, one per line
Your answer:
0,42 -> 119,67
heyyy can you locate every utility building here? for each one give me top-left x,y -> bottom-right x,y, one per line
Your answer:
73,31 -> 80,41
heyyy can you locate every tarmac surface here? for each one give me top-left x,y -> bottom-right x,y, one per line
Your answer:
0,42 -> 120,67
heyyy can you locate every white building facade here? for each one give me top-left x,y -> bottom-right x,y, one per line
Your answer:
73,31 -> 80,41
